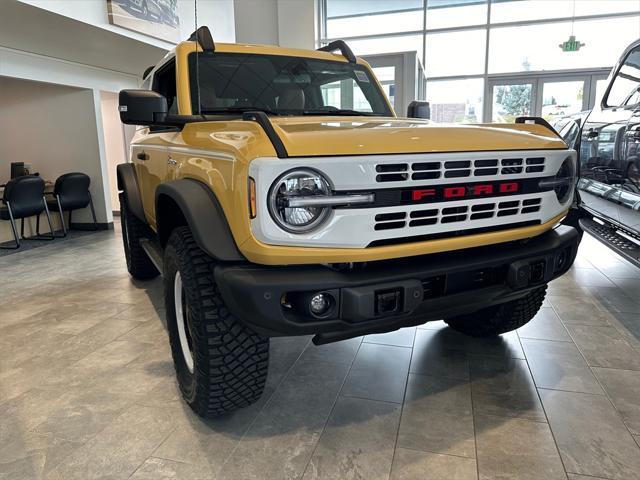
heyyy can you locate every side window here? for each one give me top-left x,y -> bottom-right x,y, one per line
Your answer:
606,45 -> 640,108
152,59 -> 178,114
319,78 -> 374,112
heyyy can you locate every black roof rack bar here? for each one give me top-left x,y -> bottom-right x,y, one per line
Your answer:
515,116 -> 561,139
317,40 -> 356,63
188,26 -> 215,53
242,111 -> 288,158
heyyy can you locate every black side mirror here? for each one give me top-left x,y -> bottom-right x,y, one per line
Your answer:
407,101 -> 431,120
119,90 -> 167,126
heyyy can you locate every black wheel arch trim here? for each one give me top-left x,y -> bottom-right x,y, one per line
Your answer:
116,163 -> 146,223
155,179 -> 245,262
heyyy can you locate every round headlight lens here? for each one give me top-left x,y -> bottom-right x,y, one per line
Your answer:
554,157 -> 576,204
268,169 -> 332,233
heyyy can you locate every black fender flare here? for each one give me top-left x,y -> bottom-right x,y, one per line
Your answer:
155,179 -> 245,262
116,163 -> 146,223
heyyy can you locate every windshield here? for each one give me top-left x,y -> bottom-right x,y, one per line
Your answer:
188,52 -> 392,116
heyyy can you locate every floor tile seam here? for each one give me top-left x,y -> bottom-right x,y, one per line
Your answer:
516,329 -> 570,476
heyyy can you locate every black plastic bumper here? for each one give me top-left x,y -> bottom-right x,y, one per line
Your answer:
215,225 -> 579,343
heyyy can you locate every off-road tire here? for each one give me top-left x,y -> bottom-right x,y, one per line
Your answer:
164,226 -> 269,417
119,192 -> 159,280
444,286 -> 547,337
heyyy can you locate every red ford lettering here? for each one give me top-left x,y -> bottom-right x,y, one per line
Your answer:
412,188 -> 436,201
443,186 -> 466,198
499,182 -> 519,193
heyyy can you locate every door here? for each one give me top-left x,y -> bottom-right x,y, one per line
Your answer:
578,45 -> 640,225
487,78 -> 534,123
539,78 -> 587,124
133,58 -> 179,228
486,71 -> 611,123
619,108 -> 640,234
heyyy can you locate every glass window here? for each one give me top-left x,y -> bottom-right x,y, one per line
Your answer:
426,0 -> 488,29
326,0 -> 421,18
152,59 -> 177,114
427,78 -> 484,123
426,29 -> 486,76
488,0 -> 638,24
606,45 -> 640,107
594,78 -> 610,106
372,66 -> 396,108
188,53 -> 391,116
327,10 -> 423,38
491,0 -> 576,23
541,80 -> 585,122
491,83 -> 533,122
574,0 -> 640,16
489,16 -> 640,74
347,34 -> 424,59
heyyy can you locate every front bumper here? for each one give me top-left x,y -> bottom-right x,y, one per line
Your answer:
215,225 -> 579,343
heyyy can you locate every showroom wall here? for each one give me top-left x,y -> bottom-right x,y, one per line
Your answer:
16,0 -> 236,48
234,0 -> 316,49
0,78 -> 112,241
100,91 -> 135,215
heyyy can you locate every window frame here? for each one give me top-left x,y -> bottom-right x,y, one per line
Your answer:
602,40 -> 640,110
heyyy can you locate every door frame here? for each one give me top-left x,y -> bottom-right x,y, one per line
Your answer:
484,69 -> 611,122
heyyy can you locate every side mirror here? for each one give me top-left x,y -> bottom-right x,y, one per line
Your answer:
118,90 -> 167,125
407,100 -> 431,120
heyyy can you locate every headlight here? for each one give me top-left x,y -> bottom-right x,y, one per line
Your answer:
554,156 -> 576,204
539,156 -> 576,204
268,169 -> 332,233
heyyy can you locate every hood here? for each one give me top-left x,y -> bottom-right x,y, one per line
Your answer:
268,116 -> 567,157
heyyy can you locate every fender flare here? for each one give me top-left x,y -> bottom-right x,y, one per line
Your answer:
116,163 -> 146,223
155,179 -> 245,262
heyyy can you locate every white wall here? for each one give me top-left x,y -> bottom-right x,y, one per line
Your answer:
234,0 -> 316,48
234,0 -> 279,45
277,0 -> 317,49
0,78 -> 112,237
100,91 -> 134,214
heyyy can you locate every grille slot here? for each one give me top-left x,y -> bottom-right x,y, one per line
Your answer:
410,209 -> 438,219
373,197 -> 544,231
374,221 -> 405,231
376,173 -> 408,182
375,212 -> 406,222
375,156 -> 546,182
376,164 -> 407,172
412,171 -> 440,180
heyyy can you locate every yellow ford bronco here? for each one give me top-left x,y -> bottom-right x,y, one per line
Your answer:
117,27 -> 580,417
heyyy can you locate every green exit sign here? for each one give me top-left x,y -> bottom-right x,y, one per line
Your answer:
559,35 -> 585,52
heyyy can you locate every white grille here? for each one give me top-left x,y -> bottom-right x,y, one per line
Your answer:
249,149 -> 575,249
374,198 -> 543,231
375,156 -> 547,183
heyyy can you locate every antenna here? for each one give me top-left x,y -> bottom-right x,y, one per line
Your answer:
194,0 -> 201,115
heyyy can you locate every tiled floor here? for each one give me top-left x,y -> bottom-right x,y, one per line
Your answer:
1,225 -> 640,479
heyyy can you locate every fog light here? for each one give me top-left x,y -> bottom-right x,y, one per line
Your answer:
310,292 -> 332,317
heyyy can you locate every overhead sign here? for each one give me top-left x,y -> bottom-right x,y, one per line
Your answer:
559,35 -> 585,52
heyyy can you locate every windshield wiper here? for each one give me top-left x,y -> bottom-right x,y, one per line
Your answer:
302,108 -> 375,116
201,107 -> 281,116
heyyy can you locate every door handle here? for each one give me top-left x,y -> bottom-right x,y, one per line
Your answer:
167,157 -> 177,166
136,151 -> 149,161
586,129 -> 598,139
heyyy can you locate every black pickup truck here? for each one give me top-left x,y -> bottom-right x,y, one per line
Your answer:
554,39 -> 640,268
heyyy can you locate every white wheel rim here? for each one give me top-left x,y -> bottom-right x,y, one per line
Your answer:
174,272 -> 194,374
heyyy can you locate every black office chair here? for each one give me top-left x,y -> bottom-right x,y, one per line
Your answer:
0,175 -> 54,249
46,173 -> 97,237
